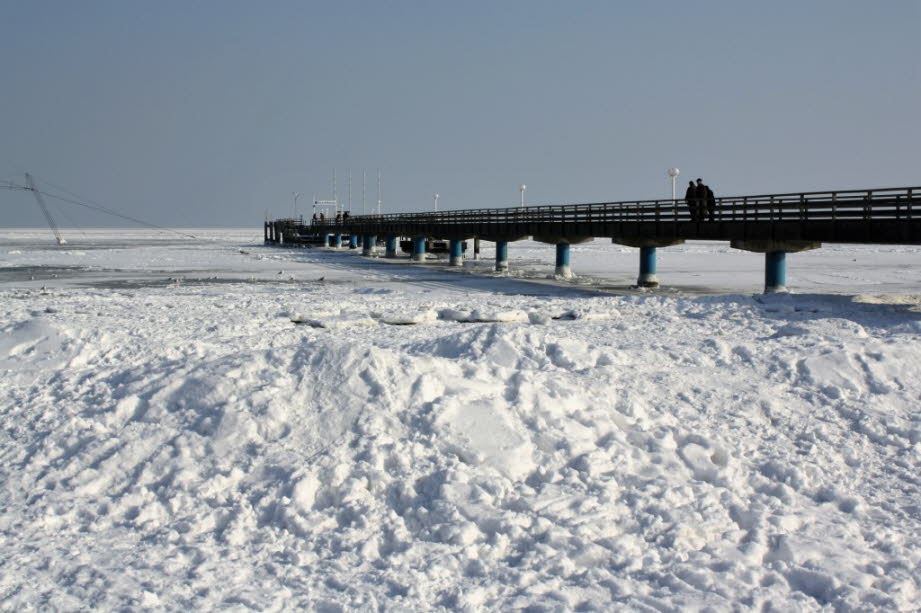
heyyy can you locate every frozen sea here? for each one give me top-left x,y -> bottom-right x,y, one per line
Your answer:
1,228 -> 920,611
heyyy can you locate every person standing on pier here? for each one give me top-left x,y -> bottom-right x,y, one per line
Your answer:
695,179 -> 708,221
685,180 -> 698,221
706,183 -> 717,221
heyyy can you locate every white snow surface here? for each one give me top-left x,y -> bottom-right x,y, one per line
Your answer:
1,229 -> 920,610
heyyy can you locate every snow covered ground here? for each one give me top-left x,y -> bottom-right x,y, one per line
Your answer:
1,228 -> 920,610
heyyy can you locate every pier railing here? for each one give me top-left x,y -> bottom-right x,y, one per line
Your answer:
313,187 -> 917,227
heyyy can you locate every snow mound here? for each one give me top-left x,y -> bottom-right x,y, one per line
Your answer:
376,309 -> 437,325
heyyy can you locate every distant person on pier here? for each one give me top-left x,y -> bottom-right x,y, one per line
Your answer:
312,212 -> 318,224
685,180 -> 698,221
705,183 -> 717,221
695,179 -> 709,221
336,211 -> 342,222
343,211 -> 350,220
320,212 -> 325,222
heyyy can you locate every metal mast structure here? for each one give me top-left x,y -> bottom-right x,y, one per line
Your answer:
25,173 -> 66,245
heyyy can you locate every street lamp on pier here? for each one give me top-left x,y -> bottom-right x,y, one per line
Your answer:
667,168 -> 680,200
519,184 -> 527,207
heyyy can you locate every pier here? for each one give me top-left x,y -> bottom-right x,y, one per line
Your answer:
266,186 -> 919,293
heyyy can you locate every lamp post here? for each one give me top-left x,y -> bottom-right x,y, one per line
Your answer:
434,192 -> 439,211
519,184 -> 527,207
293,191 -> 301,218
667,168 -> 680,200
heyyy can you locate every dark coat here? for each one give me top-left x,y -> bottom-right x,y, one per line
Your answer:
684,185 -> 696,202
695,183 -> 708,200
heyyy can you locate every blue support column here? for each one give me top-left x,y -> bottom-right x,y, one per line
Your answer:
322,233 -> 330,247
362,234 -> 377,256
349,234 -> 359,249
555,243 -> 572,278
495,240 -> 509,272
765,251 -> 787,293
449,239 -> 463,266
333,233 -> 343,248
385,235 -> 398,258
412,236 -> 426,262
638,246 -> 659,288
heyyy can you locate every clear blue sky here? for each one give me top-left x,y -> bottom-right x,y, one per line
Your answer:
2,0 -> 919,227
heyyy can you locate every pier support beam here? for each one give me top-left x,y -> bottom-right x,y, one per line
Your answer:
613,239 -> 685,288
333,233 -> 343,248
638,246 -> 658,288
322,233 -> 330,247
349,234 -> 359,249
264,222 -> 269,243
412,236 -> 426,262
765,251 -> 786,293
731,240 -> 821,294
555,243 -> 572,278
385,235 -> 398,258
362,235 -> 377,257
533,236 -> 592,279
474,238 -> 481,260
495,240 -> 509,271
449,239 -> 463,266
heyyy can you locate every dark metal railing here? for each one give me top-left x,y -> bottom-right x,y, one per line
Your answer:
309,186 -> 918,228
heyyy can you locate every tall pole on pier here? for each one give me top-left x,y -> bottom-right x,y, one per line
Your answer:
434,192 -> 439,211
519,184 -> 527,207
377,168 -> 382,215
348,168 -> 352,213
333,169 -> 338,214
362,170 -> 366,215
667,168 -> 680,200
292,192 -> 301,218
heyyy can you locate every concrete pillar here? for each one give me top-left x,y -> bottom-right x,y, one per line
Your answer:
264,222 -> 269,243
449,239 -> 463,266
474,238 -> 481,260
349,234 -> 358,249
765,251 -> 787,293
730,240 -> 820,294
334,233 -> 343,248
638,246 -> 658,288
362,235 -> 377,256
555,243 -> 572,278
495,240 -> 509,271
385,235 -> 398,258
278,225 -> 284,245
412,236 -> 426,262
